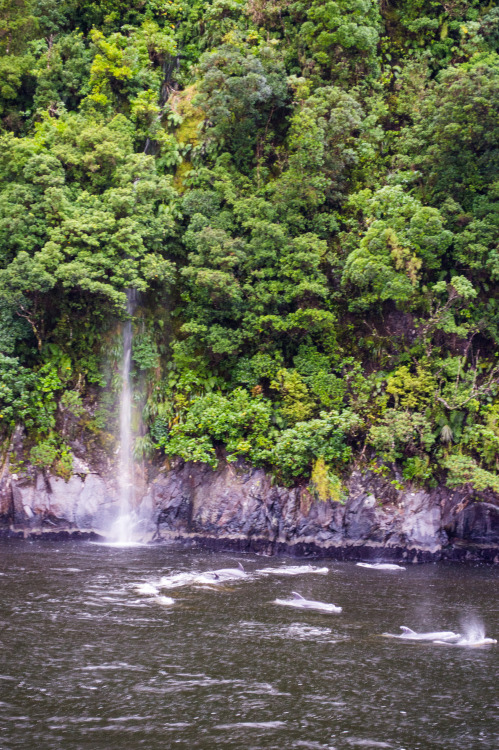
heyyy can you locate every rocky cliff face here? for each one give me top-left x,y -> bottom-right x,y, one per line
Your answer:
1,457 -> 498,563
151,462 -> 499,563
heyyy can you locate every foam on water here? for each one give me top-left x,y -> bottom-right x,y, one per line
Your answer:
158,572 -> 211,589
460,617 -> 487,642
258,565 -> 329,576
134,583 -> 160,596
157,569 -> 249,589
154,596 -> 175,607
239,620 -> 335,642
93,541 -> 148,549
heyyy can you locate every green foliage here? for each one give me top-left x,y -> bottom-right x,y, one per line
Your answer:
0,0 -> 498,496
88,22 -> 176,110
263,409 -> 360,483
196,40 -> 288,171
0,111 -> 177,350
270,368 -> 313,425
402,455 -> 433,484
60,389 -> 83,417
398,54 -> 499,210
296,0 -> 381,82
342,186 -> 453,310
28,430 -> 73,480
132,331 -> 159,371
156,385 -> 359,485
368,409 -> 435,464
386,365 -> 436,410
0,354 -> 37,429
29,438 -> 58,468
54,442 -> 73,480
443,453 -> 499,494
157,388 -> 274,468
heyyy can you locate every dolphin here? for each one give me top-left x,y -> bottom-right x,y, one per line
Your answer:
357,563 -> 406,571
382,626 -> 460,642
210,562 -> 247,579
274,592 -> 342,614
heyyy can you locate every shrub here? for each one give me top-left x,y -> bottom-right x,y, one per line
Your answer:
29,440 -> 58,468
310,456 -> 345,503
443,454 -> 499,494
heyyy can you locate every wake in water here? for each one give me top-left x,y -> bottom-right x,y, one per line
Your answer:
133,583 -> 175,607
148,564 -> 328,590
156,565 -> 248,589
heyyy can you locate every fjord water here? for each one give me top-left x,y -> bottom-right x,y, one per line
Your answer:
0,542 -> 497,750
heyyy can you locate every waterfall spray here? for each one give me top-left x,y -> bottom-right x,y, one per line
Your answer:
109,289 -> 138,543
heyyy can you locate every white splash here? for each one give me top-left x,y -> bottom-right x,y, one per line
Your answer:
154,595 -> 175,607
434,618 -> 497,647
134,583 -> 160,596
157,566 -> 247,589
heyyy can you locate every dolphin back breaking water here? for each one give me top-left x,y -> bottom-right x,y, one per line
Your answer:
382,626 -> 460,642
274,592 -> 342,614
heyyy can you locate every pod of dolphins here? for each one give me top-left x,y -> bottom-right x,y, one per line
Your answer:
132,562 -> 496,647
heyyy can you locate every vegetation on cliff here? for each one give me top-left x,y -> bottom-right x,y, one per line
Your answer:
1,1 -> 499,498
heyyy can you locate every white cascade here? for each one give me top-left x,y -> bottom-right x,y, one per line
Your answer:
109,289 -> 139,544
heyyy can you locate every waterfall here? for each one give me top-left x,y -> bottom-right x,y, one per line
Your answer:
109,289 -> 138,544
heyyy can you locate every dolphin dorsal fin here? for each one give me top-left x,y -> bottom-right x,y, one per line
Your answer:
238,563 -> 245,572
292,592 -> 305,600
400,626 -> 415,634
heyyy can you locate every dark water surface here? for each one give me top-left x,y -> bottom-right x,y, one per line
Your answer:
0,541 -> 497,750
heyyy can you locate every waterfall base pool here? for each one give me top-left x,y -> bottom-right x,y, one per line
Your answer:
0,540 -> 497,750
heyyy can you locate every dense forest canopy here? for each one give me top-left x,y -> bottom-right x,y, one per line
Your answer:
1,0 -> 499,497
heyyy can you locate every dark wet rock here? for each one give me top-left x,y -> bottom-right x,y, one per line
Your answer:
441,492 -> 499,562
151,462 -> 498,563
0,464 -> 14,526
1,456 -> 498,562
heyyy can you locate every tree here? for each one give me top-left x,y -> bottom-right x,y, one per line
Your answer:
0,112 -> 177,348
